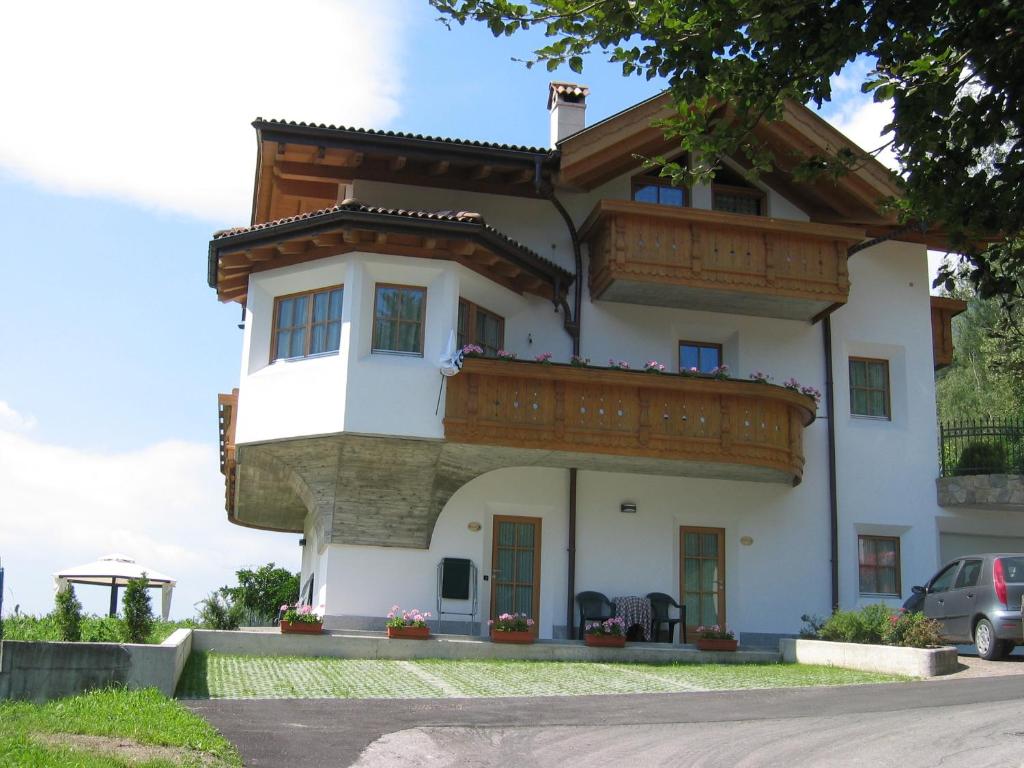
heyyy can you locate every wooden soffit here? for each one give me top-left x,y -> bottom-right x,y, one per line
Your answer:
208,203 -> 573,305
251,119 -> 557,226
554,92 -> 951,243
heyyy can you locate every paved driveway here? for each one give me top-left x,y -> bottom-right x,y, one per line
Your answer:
188,675 -> 1024,767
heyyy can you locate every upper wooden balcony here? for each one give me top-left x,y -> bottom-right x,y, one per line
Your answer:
218,389 -> 238,518
931,296 -> 967,370
444,358 -> 817,485
579,200 -> 866,321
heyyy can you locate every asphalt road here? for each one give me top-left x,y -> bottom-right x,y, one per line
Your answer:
188,676 -> 1024,767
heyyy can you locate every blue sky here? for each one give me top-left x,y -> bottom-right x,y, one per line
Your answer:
0,1 -> 911,618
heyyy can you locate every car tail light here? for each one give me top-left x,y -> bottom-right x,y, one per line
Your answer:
994,558 -> 1008,607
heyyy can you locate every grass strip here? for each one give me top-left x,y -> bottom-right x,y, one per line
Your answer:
0,687 -> 241,767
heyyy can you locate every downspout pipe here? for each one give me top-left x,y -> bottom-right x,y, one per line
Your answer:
546,187 -> 583,638
823,316 -> 840,612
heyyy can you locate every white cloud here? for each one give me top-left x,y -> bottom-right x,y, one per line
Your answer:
0,0 -> 405,223
0,401 -> 36,432
829,98 -> 898,170
0,405 -> 297,618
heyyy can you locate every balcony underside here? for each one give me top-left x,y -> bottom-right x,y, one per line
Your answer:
226,360 -> 815,548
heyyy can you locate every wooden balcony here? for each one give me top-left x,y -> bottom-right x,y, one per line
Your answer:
218,389 -> 238,518
931,296 -> 967,370
445,358 -> 818,485
579,200 -> 865,321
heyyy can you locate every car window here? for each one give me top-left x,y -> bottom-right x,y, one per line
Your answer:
929,562 -> 961,593
955,559 -> 983,589
998,557 -> 1024,583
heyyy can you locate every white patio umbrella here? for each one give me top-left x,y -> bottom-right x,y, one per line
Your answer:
53,554 -> 176,620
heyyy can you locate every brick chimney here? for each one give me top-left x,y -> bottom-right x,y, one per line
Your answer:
548,81 -> 589,148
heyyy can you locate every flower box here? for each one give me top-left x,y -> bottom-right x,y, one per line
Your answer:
280,620 -> 323,635
697,638 -> 737,652
585,634 -> 626,648
387,625 -> 430,640
491,629 -> 535,644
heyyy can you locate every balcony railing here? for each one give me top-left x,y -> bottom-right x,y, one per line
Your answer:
939,418 -> 1024,477
218,389 -> 238,514
444,358 -> 817,485
579,200 -> 865,321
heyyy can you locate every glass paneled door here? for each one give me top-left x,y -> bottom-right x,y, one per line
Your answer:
490,516 -> 542,635
680,527 -> 726,631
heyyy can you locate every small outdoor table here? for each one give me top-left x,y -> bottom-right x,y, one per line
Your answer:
612,595 -> 652,641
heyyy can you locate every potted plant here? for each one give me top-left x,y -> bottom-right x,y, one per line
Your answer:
489,612 -> 536,643
279,603 -> 323,634
695,624 -> 737,651
386,605 -> 432,639
583,617 -> 627,647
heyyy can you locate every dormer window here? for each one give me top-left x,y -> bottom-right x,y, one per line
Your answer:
712,165 -> 765,216
631,163 -> 687,208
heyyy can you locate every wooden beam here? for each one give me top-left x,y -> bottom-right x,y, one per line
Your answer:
470,165 -> 493,180
311,233 -> 343,248
218,252 -> 253,269
427,160 -> 450,176
422,237 -> 437,250
342,229 -> 361,244
276,240 -> 309,256
273,177 -> 339,200
389,155 -> 407,171
508,168 -> 535,185
451,240 -> 475,257
247,246 -> 276,262
375,232 -> 389,245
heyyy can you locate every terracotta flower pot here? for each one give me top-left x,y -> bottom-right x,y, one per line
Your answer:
697,637 -> 738,652
387,625 -> 430,639
490,629 -> 535,644
585,634 -> 626,648
280,620 -> 323,635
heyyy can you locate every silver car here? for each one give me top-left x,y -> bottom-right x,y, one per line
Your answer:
905,553 -> 1024,660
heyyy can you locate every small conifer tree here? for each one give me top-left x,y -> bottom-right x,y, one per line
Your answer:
123,575 -> 154,643
55,584 -> 83,642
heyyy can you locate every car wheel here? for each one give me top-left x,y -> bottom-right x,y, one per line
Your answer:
974,618 -> 1001,660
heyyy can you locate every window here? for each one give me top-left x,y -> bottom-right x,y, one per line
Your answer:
679,341 -> 722,374
858,535 -> 901,596
849,357 -> 890,419
631,163 -> 687,208
927,561 -> 961,595
272,286 -> 343,362
458,299 -> 504,357
372,284 -> 426,355
955,559 -> 983,589
711,165 -> 765,216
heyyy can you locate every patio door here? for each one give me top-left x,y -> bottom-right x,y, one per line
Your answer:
680,526 -> 726,632
490,516 -> 541,635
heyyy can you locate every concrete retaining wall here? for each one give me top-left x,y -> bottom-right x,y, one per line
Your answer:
779,638 -> 958,677
0,629 -> 193,703
192,629 -> 780,664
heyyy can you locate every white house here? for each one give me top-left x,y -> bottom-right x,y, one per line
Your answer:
210,84 -> 1024,643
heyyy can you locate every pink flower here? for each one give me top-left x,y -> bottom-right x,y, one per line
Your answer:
535,352 -> 553,363
280,604 -> 290,611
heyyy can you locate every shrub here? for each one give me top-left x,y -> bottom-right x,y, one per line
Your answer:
799,613 -> 826,639
122,576 -> 154,644
197,592 -> 242,630
819,604 -> 893,644
54,585 -> 83,642
881,609 -> 943,648
220,563 -> 299,625
956,441 -> 1008,475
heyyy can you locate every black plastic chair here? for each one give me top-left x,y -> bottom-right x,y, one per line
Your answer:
576,591 -> 614,639
647,592 -> 686,644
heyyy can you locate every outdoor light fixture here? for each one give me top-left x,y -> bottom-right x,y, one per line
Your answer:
620,502 -> 637,514
299,538 -> 307,547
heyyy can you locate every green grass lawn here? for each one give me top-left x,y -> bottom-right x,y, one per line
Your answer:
177,652 -> 909,700
0,688 -> 241,767
1,614 -> 194,644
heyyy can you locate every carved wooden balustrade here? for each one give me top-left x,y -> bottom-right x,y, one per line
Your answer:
580,200 -> 865,321
218,389 -> 238,514
445,358 -> 817,485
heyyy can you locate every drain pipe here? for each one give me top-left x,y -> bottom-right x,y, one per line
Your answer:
546,190 -> 583,638
823,315 -> 840,612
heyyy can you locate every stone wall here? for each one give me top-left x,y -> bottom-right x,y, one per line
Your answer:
937,474 -> 1024,510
